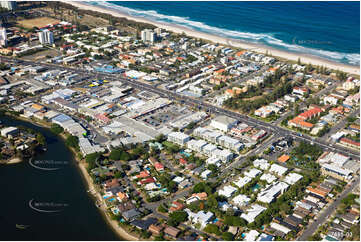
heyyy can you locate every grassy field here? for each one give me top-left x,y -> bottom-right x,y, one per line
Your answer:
18,17 -> 58,29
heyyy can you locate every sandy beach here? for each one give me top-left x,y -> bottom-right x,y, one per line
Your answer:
68,1 -> 360,75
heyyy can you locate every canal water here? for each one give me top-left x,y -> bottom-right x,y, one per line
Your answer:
0,115 -> 120,240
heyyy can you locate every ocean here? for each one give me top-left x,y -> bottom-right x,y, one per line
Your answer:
87,1 -> 360,66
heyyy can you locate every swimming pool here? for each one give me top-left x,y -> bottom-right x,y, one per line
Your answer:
251,183 -> 261,191
180,150 -> 191,157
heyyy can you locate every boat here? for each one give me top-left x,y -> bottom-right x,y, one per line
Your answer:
16,224 -> 29,229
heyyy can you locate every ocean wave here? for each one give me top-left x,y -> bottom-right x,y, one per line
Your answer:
89,1 -> 360,65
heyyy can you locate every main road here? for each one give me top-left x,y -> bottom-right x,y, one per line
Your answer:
1,56 -> 359,161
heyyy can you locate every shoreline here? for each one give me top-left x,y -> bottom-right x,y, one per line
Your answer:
67,1 -> 360,75
2,113 -> 139,241
76,160 -> 139,241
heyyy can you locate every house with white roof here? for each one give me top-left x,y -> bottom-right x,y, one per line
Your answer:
241,204 -> 267,223
244,168 -> 262,178
253,158 -> 270,170
185,209 -> 214,229
232,194 -> 251,207
244,230 -> 260,241
257,181 -> 289,204
218,185 -> 237,198
187,139 -> 208,152
201,169 -> 212,179
270,222 -> 291,235
260,173 -> 277,184
283,173 -> 303,185
269,164 -> 288,177
233,176 -> 252,188
206,157 -> 222,167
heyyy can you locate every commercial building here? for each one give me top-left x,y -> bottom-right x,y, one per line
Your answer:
210,115 -> 238,132
339,137 -> 360,150
321,163 -> 353,181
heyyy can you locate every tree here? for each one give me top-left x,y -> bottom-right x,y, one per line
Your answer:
36,133 -> 46,146
192,182 -> 212,195
204,224 -> 221,236
207,195 -> 218,209
114,171 -> 124,178
167,180 -> 178,193
169,211 -> 188,224
155,134 -> 166,143
119,151 -> 131,161
157,204 -> 168,213
224,216 -> 247,226
222,232 -> 234,241
109,149 -> 121,160
85,152 -> 100,163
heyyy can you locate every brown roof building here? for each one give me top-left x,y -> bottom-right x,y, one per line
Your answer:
164,226 -> 180,238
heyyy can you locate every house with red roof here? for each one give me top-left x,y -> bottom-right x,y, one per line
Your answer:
154,162 -> 164,172
140,177 -> 156,185
169,201 -> 185,212
339,138 -> 360,149
136,170 -> 150,179
298,107 -> 322,120
179,158 -> 187,165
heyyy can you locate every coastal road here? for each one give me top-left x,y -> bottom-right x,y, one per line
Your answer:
297,176 -> 360,241
1,56 -> 359,161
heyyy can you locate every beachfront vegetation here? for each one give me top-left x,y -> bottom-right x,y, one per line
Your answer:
50,123 -> 64,135
65,134 -> 79,151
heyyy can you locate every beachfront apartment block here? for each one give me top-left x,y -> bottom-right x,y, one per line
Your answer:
38,29 -> 54,45
0,28 -> 7,47
141,29 -> 157,43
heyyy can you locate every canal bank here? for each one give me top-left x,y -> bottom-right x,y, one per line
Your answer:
0,114 -> 121,240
